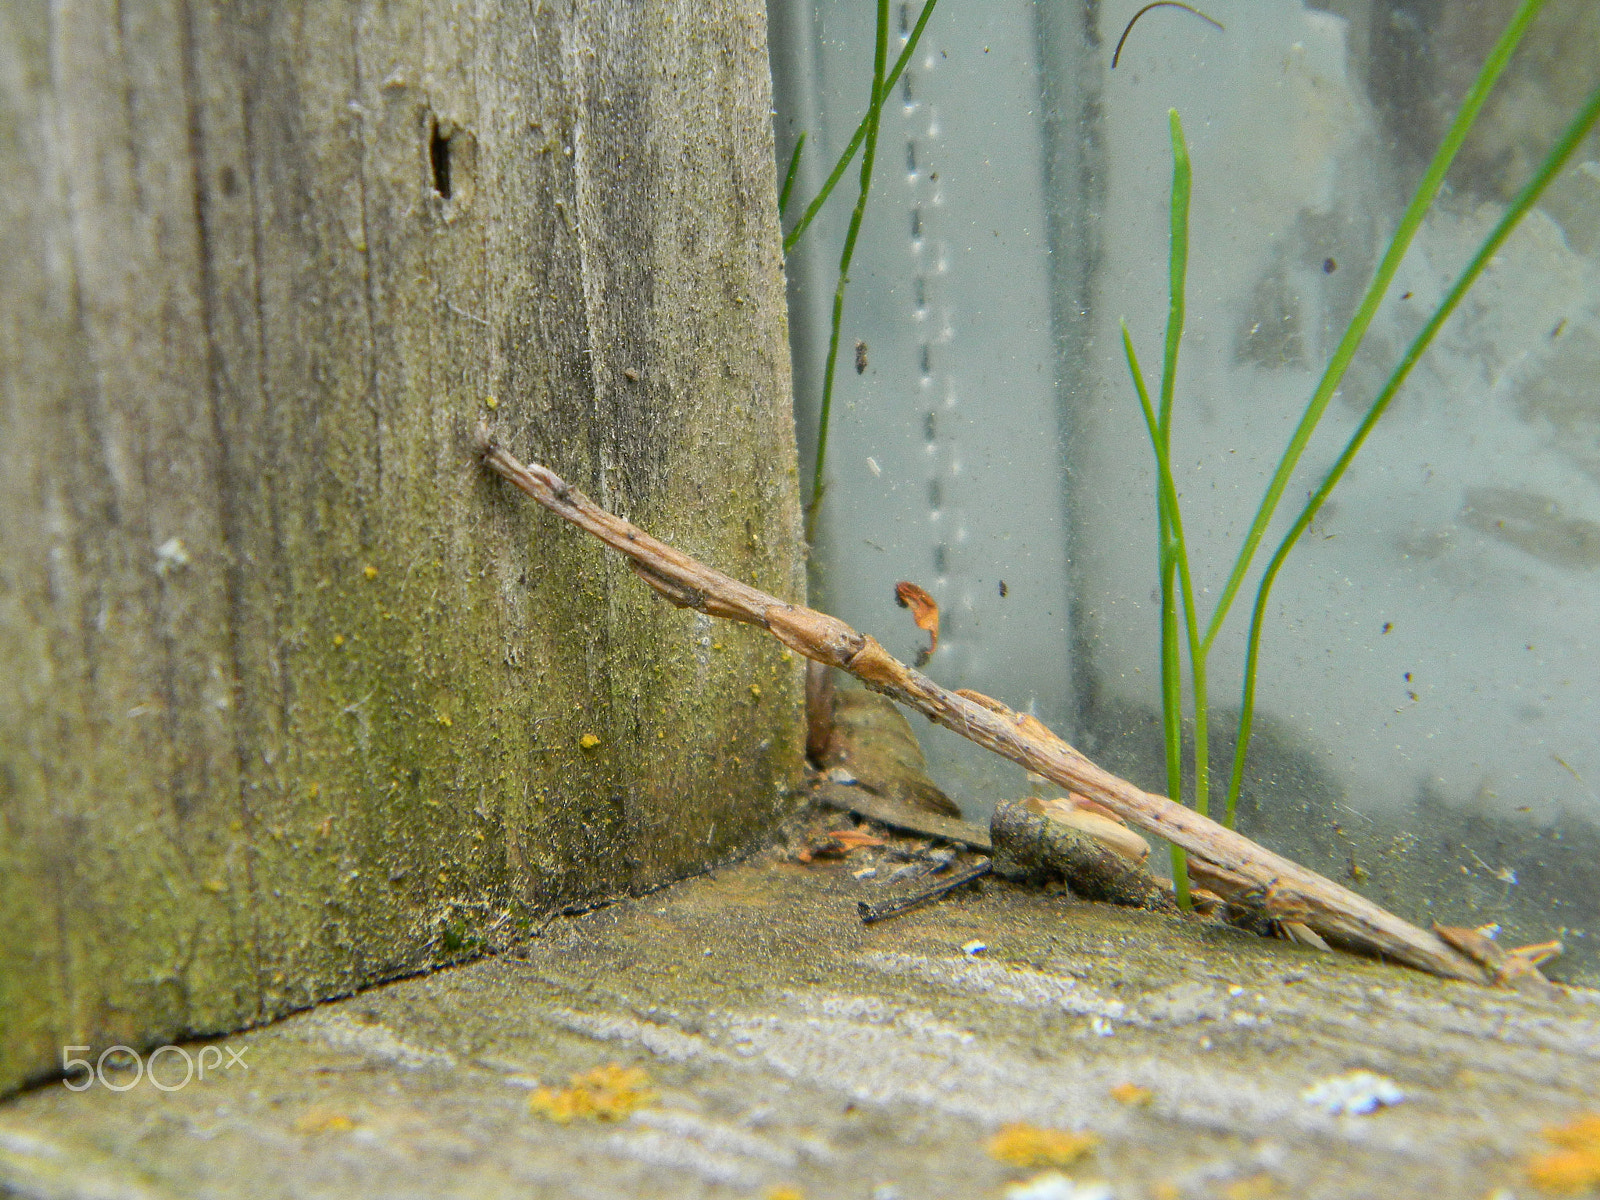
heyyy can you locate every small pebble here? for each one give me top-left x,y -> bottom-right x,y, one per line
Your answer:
1301,1069 -> 1405,1115
1004,1173 -> 1112,1200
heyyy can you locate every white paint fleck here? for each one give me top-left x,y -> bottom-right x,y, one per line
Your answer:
1301,1069 -> 1405,1115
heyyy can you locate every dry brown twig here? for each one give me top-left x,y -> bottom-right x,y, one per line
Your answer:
476,427 -> 1488,984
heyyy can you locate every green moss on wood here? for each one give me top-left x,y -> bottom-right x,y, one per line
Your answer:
0,0 -> 803,1095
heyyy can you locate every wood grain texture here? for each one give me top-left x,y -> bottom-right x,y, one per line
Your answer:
0,0 -> 803,1094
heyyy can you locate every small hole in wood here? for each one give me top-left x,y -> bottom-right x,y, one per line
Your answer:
430,117 -> 452,199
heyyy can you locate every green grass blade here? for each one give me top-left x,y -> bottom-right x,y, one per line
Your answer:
1199,0 -> 1548,657
804,0 -> 890,542
1158,109 -> 1190,438
779,131 -> 806,217
1154,110 -> 1188,828
1225,76 -> 1600,827
1121,323 -> 1191,907
783,0 -> 941,255
1122,108 -> 1214,893
1156,111 -> 1211,827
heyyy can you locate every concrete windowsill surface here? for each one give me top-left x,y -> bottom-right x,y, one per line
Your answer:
2,849 -> 1595,1198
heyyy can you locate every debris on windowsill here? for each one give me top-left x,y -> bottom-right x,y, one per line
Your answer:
1300,1070 -> 1405,1116
991,798 -> 1175,913
1433,923 -> 1562,997
476,434 -> 1503,985
810,676 -> 961,818
1003,1173 -> 1113,1200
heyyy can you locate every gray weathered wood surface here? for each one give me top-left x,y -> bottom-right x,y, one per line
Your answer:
0,0 -> 803,1095
2,856 -> 1595,1197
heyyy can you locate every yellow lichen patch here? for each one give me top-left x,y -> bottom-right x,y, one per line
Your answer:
1109,1082 -> 1153,1107
986,1123 -> 1100,1169
528,1064 -> 653,1125
1224,1172 -> 1280,1200
293,1108 -> 357,1134
1526,1113 -> 1600,1194
579,732 -> 601,750
765,1188 -> 804,1200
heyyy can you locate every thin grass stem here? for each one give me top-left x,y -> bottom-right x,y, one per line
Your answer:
1154,110 -> 1189,892
1225,77 -> 1600,826
1157,111 -> 1210,830
804,0 -> 890,542
1120,112 -> 1209,899
783,0 -> 940,255
1198,0 -> 1547,660
1123,325 -> 1194,905
779,132 -> 806,217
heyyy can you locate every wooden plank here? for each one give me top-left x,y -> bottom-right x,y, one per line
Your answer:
0,0 -> 803,1095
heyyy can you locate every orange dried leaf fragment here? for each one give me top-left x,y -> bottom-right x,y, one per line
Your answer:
795,826 -> 886,863
894,581 -> 939,665
985,1123 -> 1100,1169
828,828 -> 886,850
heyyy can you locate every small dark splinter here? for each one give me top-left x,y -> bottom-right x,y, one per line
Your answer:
858,859 -> 992,924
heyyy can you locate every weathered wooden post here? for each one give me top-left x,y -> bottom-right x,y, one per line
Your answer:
0,0 -> 804,1094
